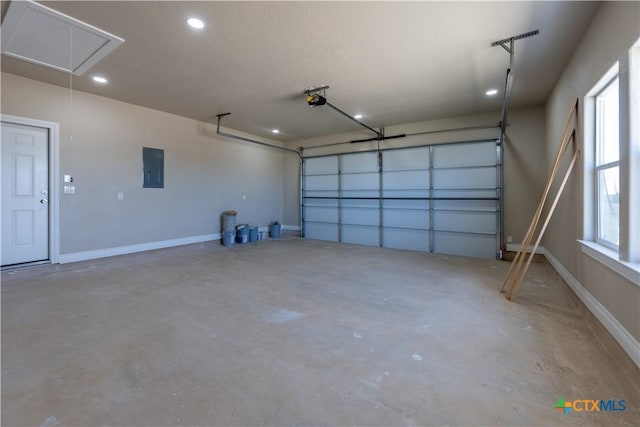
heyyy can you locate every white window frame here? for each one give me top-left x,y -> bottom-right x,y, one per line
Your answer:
581,39 -> 640,282
594,76 -> 620,251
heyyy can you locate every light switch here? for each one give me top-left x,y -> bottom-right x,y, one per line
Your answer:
117,192 -> 124,200
242,194 -> 246,200
64,185 -> 75,194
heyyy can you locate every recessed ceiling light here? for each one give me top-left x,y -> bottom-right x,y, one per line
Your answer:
186,17 -> 205,29
92,75 -> 108,84
272,129 -> 280,134
486,89 -> 499,96
354,114 -> 363,119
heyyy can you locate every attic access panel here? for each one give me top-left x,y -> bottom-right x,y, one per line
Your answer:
1,0 -> 124,75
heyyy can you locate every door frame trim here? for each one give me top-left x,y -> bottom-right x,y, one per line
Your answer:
1,114 -> 60,264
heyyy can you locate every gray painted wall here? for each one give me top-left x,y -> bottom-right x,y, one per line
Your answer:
1,72 -> 285,255
544,1 -> 640,342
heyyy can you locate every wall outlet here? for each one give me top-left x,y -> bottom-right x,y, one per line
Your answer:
64,185 -> 75,194
63,175 -> 73,183
507,235 -> 513,243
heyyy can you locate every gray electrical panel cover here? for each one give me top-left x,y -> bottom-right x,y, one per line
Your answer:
143,147 -> 164,188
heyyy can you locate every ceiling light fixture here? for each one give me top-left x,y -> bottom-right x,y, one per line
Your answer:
186,17 -> 205,29
272,129 -> 280,134
486,89 -> 499,96
354,114 -> 363,120
92,75 -> 108,84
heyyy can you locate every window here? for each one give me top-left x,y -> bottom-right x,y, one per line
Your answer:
582,38 -> 640,272
595,77 -> 619,249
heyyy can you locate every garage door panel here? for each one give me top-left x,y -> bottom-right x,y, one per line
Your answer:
302,140 -> 500,258
383,147 -> 429,170
433,211 -> 497,234
382,170 -> 429,190
383,228 -> 429,252
342,225 -> 379,246
433,142 -> 496,168
432,168 -> 496,189
342,207 -> 379,226
341,172 -> 379,190
383,199 -> 430,209
341,152 -> 378,172
305,222 -> 339,242
383,189 -> 429,198
433,199 -> 497,211
383,208 -> 429,230
305,174 -> 339,191
305,157 -> 338,174
304,206 -> 338,223
432,188 -> 497,199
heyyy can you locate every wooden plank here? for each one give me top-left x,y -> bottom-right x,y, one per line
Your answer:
500,99 -> 577,293
507,149 -> 580,300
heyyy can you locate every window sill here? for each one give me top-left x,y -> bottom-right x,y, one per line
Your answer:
578,240 -> 640,286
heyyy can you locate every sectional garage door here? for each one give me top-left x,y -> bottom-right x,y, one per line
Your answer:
302,140 -> 502,259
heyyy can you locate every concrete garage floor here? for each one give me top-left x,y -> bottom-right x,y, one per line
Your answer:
2,236 -> 639,426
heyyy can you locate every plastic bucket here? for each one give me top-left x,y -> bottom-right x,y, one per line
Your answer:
236,227 -> 250,244
222,231 -> 236,246
269,223 -> 282,239
249,227 -> 259,242
222,211 -> 237,232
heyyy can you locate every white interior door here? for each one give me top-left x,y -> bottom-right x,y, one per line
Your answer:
1,122 -> 49,266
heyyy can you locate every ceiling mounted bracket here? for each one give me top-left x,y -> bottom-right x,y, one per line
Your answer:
491,30 -> 539,69
490,29 -> 539,136
304,84 -> 383,139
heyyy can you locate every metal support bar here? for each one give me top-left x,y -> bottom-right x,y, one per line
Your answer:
216,113 -> 303,161
304,196 -> 498,201
428,145 -> 434,253
491,29 -> 539,257
302,138 -> 499,159
351,133 -> 406,144
325,101 -> 383,138
302,124 -> 500,151
496,140 -> 503,259
337,154 -> 343,243
300,159 -> 305,237
378,151 -> 383,247
305,85 -> 382,139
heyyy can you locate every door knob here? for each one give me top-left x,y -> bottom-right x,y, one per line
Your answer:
40,199 -> 48,204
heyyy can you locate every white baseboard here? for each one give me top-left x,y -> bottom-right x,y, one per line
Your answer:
282,224 -> 301,231
506,243 -> 546,254
58,233 -> 220,264
542,248 -> 640,369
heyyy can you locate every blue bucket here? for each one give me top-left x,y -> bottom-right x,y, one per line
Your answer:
236,226 -> 250,244
249,227 -> 259,242
222,231 -> 235,246
269,222 -> 281,239
222,211 -> 237,232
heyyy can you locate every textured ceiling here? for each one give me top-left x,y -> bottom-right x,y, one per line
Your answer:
1,1 -> 599,141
